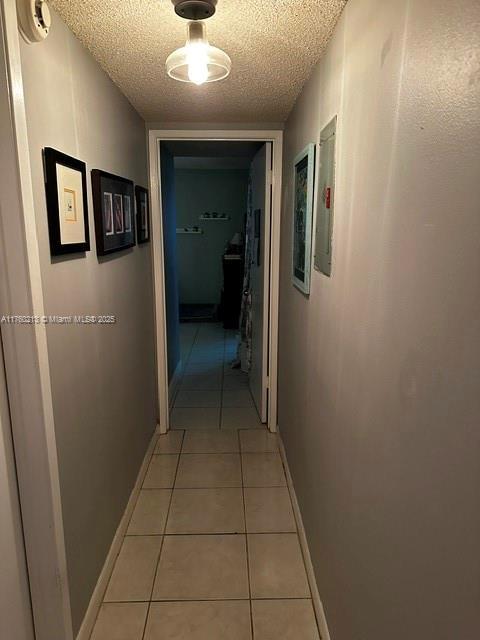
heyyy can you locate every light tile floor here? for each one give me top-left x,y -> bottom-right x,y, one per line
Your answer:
170,322 -> 263,430
91,324 -> 320,639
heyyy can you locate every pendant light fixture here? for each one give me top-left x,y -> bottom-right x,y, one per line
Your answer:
166,0 -> 231,85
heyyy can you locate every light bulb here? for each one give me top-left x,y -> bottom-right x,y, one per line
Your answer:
187,43 -> 209,85
166,21 -> 231,85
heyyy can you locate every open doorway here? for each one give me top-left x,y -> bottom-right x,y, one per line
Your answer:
161,140 -> 269,428
149,131 -> 283,433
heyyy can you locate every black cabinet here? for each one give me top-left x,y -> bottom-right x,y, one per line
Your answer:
222,256 -> 244,329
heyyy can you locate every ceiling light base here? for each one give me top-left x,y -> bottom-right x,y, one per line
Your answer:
173,0 -> 216,21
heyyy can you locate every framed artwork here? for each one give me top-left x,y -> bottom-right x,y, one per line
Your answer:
43,147 -> 90,255
314,116 -> 337,276
135,186 -> 150,244
91,170 -> 135,255
292,143 -> 315,294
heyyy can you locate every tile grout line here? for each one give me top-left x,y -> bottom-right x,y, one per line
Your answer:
169,329 -> 198,416
139,429 -> 186,640
219,328 -> 227,429
171,325 -> 199,411
172,326 -> 197,408
238,428 -> 255,640
105,596 -> 314,604
122,530 -> 296,537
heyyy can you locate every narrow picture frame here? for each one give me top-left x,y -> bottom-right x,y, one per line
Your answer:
292,143 -> 316,294
91,170 -> 136,256
314,115 -> 337,276
135,186 -> 150,244
43,147 -> 90,256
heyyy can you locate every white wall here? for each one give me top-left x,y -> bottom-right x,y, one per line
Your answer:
19,10 -> 156,634
279,1 -> 480,639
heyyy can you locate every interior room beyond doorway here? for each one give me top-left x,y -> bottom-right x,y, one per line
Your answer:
159,140 -> 271,427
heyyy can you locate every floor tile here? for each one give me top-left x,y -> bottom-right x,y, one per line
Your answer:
154,431 -> 184,454
175,453 -> 242,488
194,338 -> 224,347
242,453 -> 286,487
174,388 -> 221,408
240,429 -> 278,453
244,488 -> 296,533
252,600 -> 319,640
222,388 -> 254,408
248,534 -> 310,599
188,350 -> 224,363
143,455 -> 178,489
181,373 -> 223,390
104,536 -> 162,602
152,534 -> 249,600
223,375 -> 249,390
144,601 -> 251,640
182,430 -> 239,453
171,408 -> 220,430
184,362 -> 223,376
90,602 -> 148,640
127,490 -> 171,535
223,366 -> 248,378
166,488 -> 244,534
221,407 -> 263,430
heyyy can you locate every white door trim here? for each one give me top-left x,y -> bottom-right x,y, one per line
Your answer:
0,338 -> 34,640
0,2 -> 73,639
148,129 -> 283,433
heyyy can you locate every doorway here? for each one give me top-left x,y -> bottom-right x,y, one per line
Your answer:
148,130 -> 283,433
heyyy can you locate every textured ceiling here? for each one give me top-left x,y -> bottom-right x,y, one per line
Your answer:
50,0 -> 346,123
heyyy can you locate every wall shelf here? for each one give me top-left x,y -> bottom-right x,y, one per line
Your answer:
176,227 -> 203,235
199,214 -> 230,221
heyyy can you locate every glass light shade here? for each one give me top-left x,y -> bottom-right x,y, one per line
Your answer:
166,21 -> 231,85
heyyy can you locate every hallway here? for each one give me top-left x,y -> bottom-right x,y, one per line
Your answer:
91,324 -> 319,639
2,1 -> 479,639
171,322 -> 263,430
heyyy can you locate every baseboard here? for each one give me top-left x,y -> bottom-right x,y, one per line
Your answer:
76,427 -> 158,640
278,435 -> 332,640
168,359 -> 183,408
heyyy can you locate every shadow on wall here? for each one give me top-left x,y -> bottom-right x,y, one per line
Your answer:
160,144 -> 181,381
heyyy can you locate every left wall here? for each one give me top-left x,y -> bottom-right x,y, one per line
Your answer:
19,10 -> 156,634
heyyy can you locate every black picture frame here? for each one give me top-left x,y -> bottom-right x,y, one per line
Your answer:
43,147 -> 90,256
91,170 -> 136,256
135,186 -> 150,244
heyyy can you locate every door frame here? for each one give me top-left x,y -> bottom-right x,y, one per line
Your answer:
148,129 -> 283,433
0,2 -> 73,638
248,142 -> 272,423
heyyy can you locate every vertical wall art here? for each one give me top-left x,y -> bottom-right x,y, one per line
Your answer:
135,186 -> 150,244
292,143 -> 315,294
43,147 -> 90,256
91,170 -> 136,256
314,116 -> 337,276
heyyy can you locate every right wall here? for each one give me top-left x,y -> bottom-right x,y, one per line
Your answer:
278,1 -> 480,639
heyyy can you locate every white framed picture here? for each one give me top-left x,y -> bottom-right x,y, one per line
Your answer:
292,143 -> 315,294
